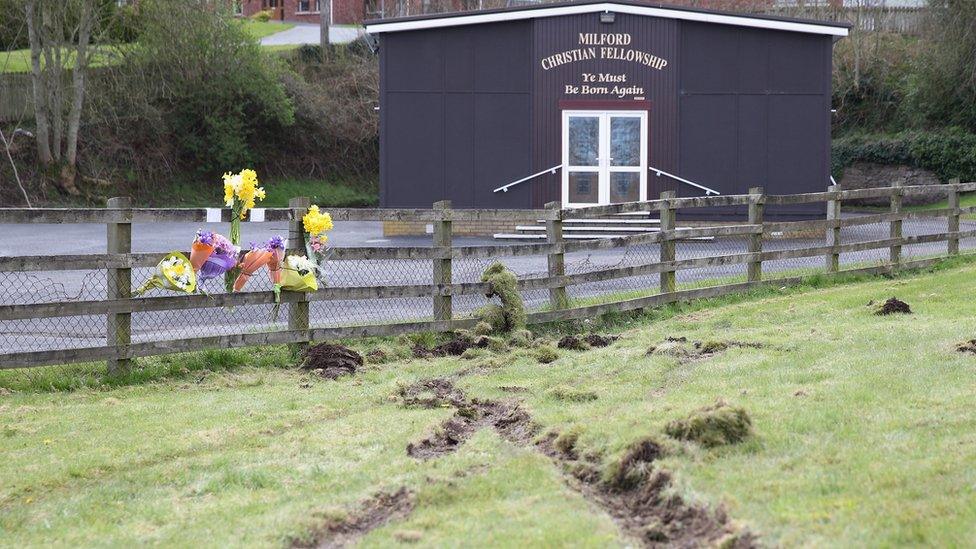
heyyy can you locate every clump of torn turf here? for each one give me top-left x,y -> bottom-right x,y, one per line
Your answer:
607,438 -> 664,491
546,385 -> 598,403
665,400 -> 753,448
647,337 -> 763,362
557,335 -> 591,351
473,262 -> 526,334
299,343 -> 363,379
534,345 -> 559,364
875,297 -> 912,315
411,332 -> 490,359
584,333 -> 618,348
955,340 -> 976,354
394,378 -> 465,409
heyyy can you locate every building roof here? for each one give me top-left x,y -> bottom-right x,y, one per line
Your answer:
364,0 -> 851,37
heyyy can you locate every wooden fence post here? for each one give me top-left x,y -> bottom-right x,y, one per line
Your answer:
288,197 -> 311,354
948,178 -> 960,256
659,190 -> 676,294
747,186 -> 764,283
545,201 -> 569,310
432,200 -> 453,322
106,197 -> 132,375
890,181 -> 903,268
826,184 -> 841,273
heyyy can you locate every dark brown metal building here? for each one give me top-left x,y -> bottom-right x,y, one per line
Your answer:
365,1 -> 849,217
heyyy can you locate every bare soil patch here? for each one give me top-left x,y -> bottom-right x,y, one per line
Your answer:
295,488 -> 416,549
299,344 -> 363,379
955,339 -> 976,354
647,337 -> 766,363
412,336 -> 489,359
875,297 -> 912,315
403,378 -> 756,547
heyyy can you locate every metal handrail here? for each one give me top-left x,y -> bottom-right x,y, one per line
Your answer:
649,166 -> 721,195
493,164 -> 562,193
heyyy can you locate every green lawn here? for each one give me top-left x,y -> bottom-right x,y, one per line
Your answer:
3,260 -> 976,546
0,21 -> 296,74
159,177 -> 377,209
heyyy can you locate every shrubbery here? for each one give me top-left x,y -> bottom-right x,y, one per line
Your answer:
87,0 -> 295,179
250,9 -> 274,22
832,129 -> 976,183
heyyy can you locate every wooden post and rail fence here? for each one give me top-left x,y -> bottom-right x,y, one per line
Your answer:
1,181 -> 975,371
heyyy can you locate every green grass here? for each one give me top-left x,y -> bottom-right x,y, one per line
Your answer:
4,260 -> 976,545
157,177 -> 377,208
239,20 -> 295,40
0,21 -> 295,74
849,190 -> 976,220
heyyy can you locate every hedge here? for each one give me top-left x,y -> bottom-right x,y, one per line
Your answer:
832,129 -> 976,183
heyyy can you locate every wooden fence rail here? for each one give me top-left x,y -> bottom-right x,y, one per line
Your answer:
0,181 -> 973,370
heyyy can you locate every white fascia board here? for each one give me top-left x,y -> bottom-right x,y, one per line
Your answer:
364,3 -> 849,37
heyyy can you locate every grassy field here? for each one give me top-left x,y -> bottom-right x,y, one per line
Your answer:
158,177 -> 377,209
3,260 -> 976,546
0,21 -> 296,73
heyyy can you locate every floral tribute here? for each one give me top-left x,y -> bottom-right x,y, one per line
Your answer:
222,169 -> 265,291
196,232 -> 239,283
302,204 -> 333,279
134,252 -> 197,296
234,239 -> 278,292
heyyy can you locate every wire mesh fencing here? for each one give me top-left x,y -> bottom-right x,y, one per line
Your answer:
3,184 -> 975,374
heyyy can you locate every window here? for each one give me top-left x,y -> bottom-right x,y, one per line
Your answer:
233,0 -> 243,15
298,0 -> 321,13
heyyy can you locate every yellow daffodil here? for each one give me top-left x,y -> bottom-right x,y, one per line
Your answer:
222,169 -> 265,219
302,205 -> 334,237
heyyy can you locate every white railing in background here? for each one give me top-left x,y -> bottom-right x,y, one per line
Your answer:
493,164 -> 563,193
648,166 -> 721,196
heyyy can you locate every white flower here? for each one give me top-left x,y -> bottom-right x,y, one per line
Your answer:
286,255 -> 315,274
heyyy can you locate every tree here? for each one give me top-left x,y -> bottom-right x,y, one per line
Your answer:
320,0 -> 331,51
24,0 -> 98,195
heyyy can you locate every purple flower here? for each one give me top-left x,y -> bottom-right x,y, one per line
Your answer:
198,251 -> 238,281
196,229 -> 215,247
267,235 -> 285,251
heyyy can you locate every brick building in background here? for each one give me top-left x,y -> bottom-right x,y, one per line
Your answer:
237,0 -> 364,25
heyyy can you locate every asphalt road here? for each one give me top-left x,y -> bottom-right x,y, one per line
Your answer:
1,217 -> 971,354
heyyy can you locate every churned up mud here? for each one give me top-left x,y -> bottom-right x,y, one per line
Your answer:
955,339 -> 976,354
299,344 -> 363,379
647,337 -> 766,362
295,488 -> 416,549
412,336 -> 490,359
875,297 -> 912,315
402,378 -> 756,547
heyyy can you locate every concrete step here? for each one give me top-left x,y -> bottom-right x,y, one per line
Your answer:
493,232 -> 713,241
516,225 -> 661,233
536,218 -> 661,225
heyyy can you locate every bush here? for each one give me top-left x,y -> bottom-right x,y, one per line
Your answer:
832,129 -> 976,183
87,0 -> 294,177
250,9 -> 273,22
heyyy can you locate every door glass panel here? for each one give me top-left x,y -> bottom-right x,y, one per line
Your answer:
610,172 -> 640,203
568,172 -> 599,204
610,117 -> 641,167
568,117 -> 600,166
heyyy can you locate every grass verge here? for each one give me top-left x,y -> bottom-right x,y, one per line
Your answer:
3,258 -> 976,545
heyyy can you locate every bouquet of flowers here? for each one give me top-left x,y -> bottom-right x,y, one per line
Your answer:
302,204 -> 333,281
190,230 -> 216,271
271,255 -> 319,320
134,252 -> 197,296
233,239 -> 277,292
266,235 -> 286,285
280,255 -> 319,292
197,232 -> 239,283
222,169 -> 265,291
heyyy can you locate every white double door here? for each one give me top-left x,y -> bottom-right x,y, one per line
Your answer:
562,110 -> 648,208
